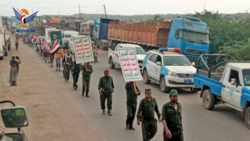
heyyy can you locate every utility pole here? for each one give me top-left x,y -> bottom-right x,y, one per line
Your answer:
79,4 -> 81,20
103,4 -> 107,18
58,9 -> 60,18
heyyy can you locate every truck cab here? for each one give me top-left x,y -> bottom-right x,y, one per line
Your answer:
168,17 -> 209,62
194,54 -> 250,129
143,48 -> 197,93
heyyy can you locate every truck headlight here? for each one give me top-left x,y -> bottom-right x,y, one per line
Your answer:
168,71 -> 176,76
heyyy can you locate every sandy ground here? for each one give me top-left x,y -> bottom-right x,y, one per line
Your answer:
0,34 -> 110,141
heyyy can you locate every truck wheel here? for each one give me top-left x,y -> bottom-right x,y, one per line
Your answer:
143,70 -> 151,84
109,58 -> 115,69
245,107 -> 250,129
0,56 -> 3,60
202,89 -> 215,110
160,77 -> 169,93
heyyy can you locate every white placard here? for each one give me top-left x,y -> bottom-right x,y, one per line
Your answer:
118,48 -> 143,82
73,35 -> 94,64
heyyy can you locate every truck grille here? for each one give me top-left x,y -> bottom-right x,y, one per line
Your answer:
138,60 -> 143,63
186,48 -> 207,55
177,73 -> 194,78
169,80 -> 193,85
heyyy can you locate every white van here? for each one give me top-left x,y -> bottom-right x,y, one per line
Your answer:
62,31 -> 79,48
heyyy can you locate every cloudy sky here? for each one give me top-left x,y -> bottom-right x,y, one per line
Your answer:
0,0 -> 249,16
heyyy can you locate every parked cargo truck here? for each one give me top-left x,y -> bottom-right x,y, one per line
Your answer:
93,18 -> 119,49
108,17 -> 209,63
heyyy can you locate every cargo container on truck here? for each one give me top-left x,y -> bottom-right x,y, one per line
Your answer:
79,20 -> 94,36
108,17 -> 209,63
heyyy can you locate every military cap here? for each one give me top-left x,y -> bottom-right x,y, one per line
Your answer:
145,88 -> 151,93
169,89 -> 178,95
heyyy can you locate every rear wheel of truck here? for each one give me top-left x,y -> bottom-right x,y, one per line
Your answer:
143,70 -> 151,84
160,77 -> 170,93
245,107 -> 250,129
202,89 -> 215,110
109,58 -> 115,69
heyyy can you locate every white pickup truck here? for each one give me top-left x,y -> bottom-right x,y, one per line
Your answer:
108,44 -> 146,71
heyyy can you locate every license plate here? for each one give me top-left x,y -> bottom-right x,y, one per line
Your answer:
184,79 -> 192,83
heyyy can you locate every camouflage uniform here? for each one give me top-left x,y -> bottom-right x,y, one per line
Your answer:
62,55 -> 72,80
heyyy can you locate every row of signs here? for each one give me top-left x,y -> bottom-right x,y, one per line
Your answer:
46,28 -> 142,82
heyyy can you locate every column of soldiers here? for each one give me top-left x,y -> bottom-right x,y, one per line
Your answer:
58,50 -> 184,141
31,38 -> 184,141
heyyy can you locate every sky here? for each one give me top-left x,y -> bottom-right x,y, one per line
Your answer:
0,0 -> 249,16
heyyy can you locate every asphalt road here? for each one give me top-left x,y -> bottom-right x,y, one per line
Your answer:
0,35 -> 249,141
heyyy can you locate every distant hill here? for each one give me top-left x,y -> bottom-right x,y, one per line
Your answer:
39,13 -> 250,22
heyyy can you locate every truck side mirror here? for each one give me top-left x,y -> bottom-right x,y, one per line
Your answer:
1,107 -> 28,128
230,78 -> 236,85
156,62 -> 162,66
3,133 -> 25,141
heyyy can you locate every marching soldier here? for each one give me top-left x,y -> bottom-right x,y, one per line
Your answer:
137,89 -> 161,141
71,56 -> 81,90
62,50 -> 72,82
98,69 -> 114,116
125,81 -> 141,130
81,62 -> 93,97
162,89 -> 183,141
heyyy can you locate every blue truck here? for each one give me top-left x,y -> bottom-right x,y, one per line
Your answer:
167,17 -> 209,63
93,18 -> 118,49
194,54 -> 250,129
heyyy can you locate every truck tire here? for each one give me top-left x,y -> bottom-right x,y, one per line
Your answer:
0,56 -> 3,60
202,89 -> 215,110
160,77 -> 170,93
109,58 -> 115,69
245,107 -> 250,129
143,70 -> 151,84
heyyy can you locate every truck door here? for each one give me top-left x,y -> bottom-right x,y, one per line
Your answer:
148,54 -> 158,78
222,68 -> 242,108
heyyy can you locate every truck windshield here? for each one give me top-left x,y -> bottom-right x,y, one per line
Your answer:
136,47 -> 145,54
163,56 -> 191,66
64,34 -> 71,38
243,69 -> 250,86
182,30 -> 209,44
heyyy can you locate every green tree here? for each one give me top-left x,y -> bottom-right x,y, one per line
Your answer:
221,40 -> 250,60
192,11 -> 250,54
